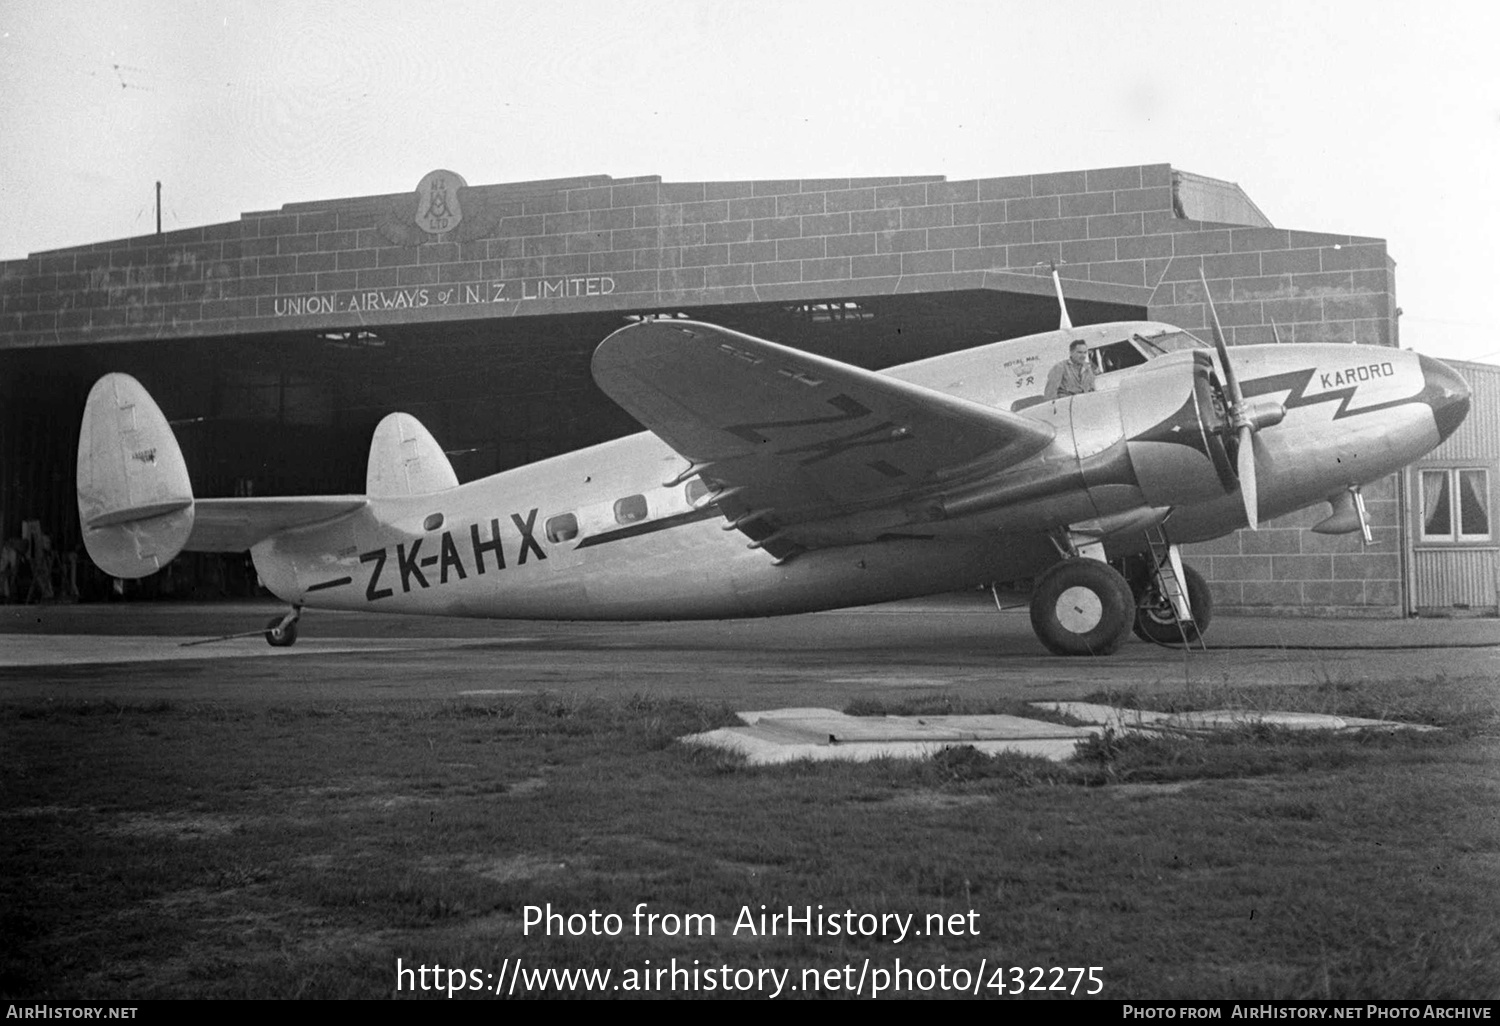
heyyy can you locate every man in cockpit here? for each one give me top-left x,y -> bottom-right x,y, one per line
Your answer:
1044,339 -> 1096,399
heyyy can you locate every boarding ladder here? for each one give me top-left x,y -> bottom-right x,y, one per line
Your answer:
1143,525 -> 1205,650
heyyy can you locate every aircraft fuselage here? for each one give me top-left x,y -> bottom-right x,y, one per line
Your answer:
249,337 -> 1466,620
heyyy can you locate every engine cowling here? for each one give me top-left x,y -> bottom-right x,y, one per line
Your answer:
1115,350 -> 1236,508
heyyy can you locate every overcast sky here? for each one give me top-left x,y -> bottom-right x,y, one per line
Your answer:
2,0 -> 1496,363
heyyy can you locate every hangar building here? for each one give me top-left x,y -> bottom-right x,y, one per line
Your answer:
1,162 -> 1476,615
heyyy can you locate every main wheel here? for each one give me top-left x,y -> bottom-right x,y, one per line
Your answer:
1029,558 -> 1135,656
1133,564 -> 1212,645
264,615 -> 299,648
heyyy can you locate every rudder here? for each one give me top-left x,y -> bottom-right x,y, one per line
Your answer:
76,374 -> 195,578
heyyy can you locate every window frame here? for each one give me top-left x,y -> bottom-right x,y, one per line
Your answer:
545,512 -> 579,543
1089,339 -> 1148,375
1418,466 -> 1492,544
613,494 -> 649,525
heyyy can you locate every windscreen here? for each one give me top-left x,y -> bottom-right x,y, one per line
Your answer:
1133,331 -> 1210,356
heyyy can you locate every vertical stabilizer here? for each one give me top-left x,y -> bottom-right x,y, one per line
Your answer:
366,412 -> 460,497
76,374 -> 195,578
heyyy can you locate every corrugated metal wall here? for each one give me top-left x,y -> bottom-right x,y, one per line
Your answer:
1429,361 -> 1500,462
1409,358 -> 1500,614
1413,548 -> 1499,611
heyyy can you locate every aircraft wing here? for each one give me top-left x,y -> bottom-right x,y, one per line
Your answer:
592,320 -> 1056,551
187,497 -> 367,552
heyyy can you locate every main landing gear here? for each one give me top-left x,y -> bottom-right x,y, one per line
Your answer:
1025,529 -> 1209,656
1029,558 -> 1136,656
1129,561 -> 1211,646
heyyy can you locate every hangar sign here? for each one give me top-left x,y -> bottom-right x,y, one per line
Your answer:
273,276 -> 618,317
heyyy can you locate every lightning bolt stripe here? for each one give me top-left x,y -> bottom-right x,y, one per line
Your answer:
1241,367 -> 1423,421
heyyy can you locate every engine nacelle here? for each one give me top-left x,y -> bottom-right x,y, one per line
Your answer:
928,351 -> 1237,532
1115,350 -> 1235,508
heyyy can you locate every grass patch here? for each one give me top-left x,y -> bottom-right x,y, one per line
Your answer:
2,684 -> 1497,1000
843,693 -> 1046,719
1083,674 -> 1498,730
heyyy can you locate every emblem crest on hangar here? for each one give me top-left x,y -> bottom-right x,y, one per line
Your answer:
378,169 -> 497,244
414,169 -> 464,235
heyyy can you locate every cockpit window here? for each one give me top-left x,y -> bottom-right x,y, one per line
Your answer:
1134,330 -> 1210,356
1090,340 -> 1149,374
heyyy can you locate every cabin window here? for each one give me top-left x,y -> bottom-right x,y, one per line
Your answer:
614,494 -> 648,524
546,513 -> 579,543
1089,340 -> 1148,375
1421,468 -> 1491,543
685,478 -> 713,505
423,512 -> 444,531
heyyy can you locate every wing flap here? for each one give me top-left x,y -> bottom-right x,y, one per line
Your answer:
592,320 -> 1057,543
187,497 -> 367,552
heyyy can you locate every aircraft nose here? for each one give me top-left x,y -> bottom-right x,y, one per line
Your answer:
1417,354 -> 1470,444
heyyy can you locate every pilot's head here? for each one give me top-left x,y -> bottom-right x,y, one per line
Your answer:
1068,340 -> 1088,366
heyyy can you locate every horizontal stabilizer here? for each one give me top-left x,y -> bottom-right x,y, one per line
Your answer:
76,373 -> 196,578
78,373 -> 370,574
366,412 -> 460,497
188,496 -> 367,552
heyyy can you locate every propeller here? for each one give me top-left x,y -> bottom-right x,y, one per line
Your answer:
1200,269 -> 1264,530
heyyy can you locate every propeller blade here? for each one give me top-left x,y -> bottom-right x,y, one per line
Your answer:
1199,269 -> 1244,406
1237,424 -> 1258,530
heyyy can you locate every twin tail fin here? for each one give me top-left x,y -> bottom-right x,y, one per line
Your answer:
77,374 -> 456,579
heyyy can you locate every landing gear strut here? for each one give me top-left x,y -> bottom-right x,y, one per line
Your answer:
1130,562 -> 1212,646
264,606 -> 301,648
1028,558 -> 1135,656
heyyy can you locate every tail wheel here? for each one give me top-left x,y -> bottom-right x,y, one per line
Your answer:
264,615 -> 299,648
1029,558 -> 1135,657
1133,564 -> 1212,645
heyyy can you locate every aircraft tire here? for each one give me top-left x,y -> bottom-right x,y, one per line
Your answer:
1029,558 -> 1135,657
1133,565 -> 1212,646
264,615 -> 298,648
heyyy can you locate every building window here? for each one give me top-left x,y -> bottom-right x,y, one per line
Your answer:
1420,468 -> 1491,542
614,495 -> 648,525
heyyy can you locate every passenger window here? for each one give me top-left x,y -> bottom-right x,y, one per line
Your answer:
546,513 -> 579,543
685,479 -> 712,505
614,495 -> 648,524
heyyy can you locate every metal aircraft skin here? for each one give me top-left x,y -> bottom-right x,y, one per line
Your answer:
76,291 -> 1471,656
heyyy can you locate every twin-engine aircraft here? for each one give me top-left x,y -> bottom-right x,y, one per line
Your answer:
77,275 -> 1470,655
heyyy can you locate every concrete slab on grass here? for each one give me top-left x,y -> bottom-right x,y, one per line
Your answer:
685,702 -> 1439,766
1033,701 -> 1437,734
684,707 -> 1096,765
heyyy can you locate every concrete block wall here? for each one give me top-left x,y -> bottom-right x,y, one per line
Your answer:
0,163 -> 1394,352
1184,474 -> 1403,617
